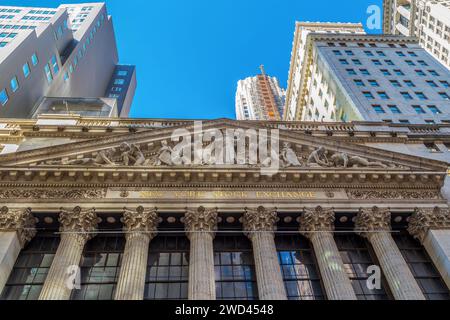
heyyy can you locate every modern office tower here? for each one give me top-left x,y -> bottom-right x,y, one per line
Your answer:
284,29 -> 450,124
235,67 -> 285,120
383,0 -> 450,69
284,22 -> 366,121
0,3 -> 136,118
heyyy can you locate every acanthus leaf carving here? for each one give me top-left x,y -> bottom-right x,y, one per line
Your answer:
123,206 -> 159,241
408,207 -> 450,243
355,206 -> 391,237
59,206 -> 98,243
299,206 -> 335,239
0,206 -> 36,247
243,206 -> 278,239
347,190 -> 441,200
184,206 -> 218,239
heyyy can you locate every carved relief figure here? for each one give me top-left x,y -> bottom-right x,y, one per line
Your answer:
306,147 -> 331,167
330,152 -> 388,168
281,142 -> 302,167
154,140 -> 174,166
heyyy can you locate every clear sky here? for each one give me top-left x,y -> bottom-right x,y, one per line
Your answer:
4,0 -> 383,119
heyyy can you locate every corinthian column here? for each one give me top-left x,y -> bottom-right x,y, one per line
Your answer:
299,207 -> 356,300
0,206 -> 36,293
243,206 -> 287,300
408,207 -> 450,289
39,207 -> 97,300
356,207 -> 425,300
185,206 -> 218,300
115,206 -> 159,300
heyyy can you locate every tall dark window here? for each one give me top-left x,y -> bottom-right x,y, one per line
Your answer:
71,235 -> 124,300
214,235 -> 258,300
335,234 -> 389,300
393,233 -> 450,300
276,234 -> 324,300
1,233 -> 59,300
144,236 -> 189,300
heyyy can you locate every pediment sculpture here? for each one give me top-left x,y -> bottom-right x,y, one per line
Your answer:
37,138 -> 403,170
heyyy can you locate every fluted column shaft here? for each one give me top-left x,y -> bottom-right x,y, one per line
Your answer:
300,207 -> 356,300
188,232 -> 215,299
39,233 -> 86,300
356,207 -> 425,300
39,207 -> 97,300
185,207 -> 217,300
115,207 -> 159,300
243,207 -> 287,300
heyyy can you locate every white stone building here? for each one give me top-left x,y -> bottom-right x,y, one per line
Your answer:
383,0 -> 450,70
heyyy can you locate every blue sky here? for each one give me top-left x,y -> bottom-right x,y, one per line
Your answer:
4,0 -> 383,119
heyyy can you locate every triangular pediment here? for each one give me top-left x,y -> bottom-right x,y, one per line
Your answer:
0,119 -> 446,174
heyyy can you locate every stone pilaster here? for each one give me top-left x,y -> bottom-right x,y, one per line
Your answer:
243,206 -> 287,300
408,207 -> 450,289
185,206 -> 218,300
299,206 -> 356,300
39,207 -> 97,300
356,207 -> 425,300
0,206 -> 36,293
115,206 -> 159,300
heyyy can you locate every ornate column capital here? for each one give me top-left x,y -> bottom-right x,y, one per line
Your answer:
184,206 -> 218,239
243,206 -> 278,239
408,207 -> 450,243
299,206 -> 335,239
0,206 -> 36,247
355,207 -> 391,238
123,206 -> 159,241
59,206 -> 97,243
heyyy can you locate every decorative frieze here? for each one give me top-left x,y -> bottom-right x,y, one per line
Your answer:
347,190 -> 441,200
0,188 -> 106,199
408,207 -> 450,243
0,206 -> 36,247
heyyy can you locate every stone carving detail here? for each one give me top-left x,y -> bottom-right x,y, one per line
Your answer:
0,188 -> 107,199
35,135 -> 403,169
355,207 -> 391,236
184,206 -> 218,238
243,206 -> 278,238
307,147 -> 395,168
0,206 -> 36,246
347,190 -> 441,200
299,206 -> 335,238
123,206 -> 159,240
408,207 -> 450,243
40,142 -> 150,167
59,207 -> 97,243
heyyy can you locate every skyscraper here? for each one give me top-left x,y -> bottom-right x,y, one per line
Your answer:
284,22 -> 366,121
383,0 -> 450,70
284,25 -> 450,124
0,3 -> 136,118
235,66 -> 285,120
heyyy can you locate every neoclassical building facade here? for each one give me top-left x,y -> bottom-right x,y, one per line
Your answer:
0,118 -> 449,300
